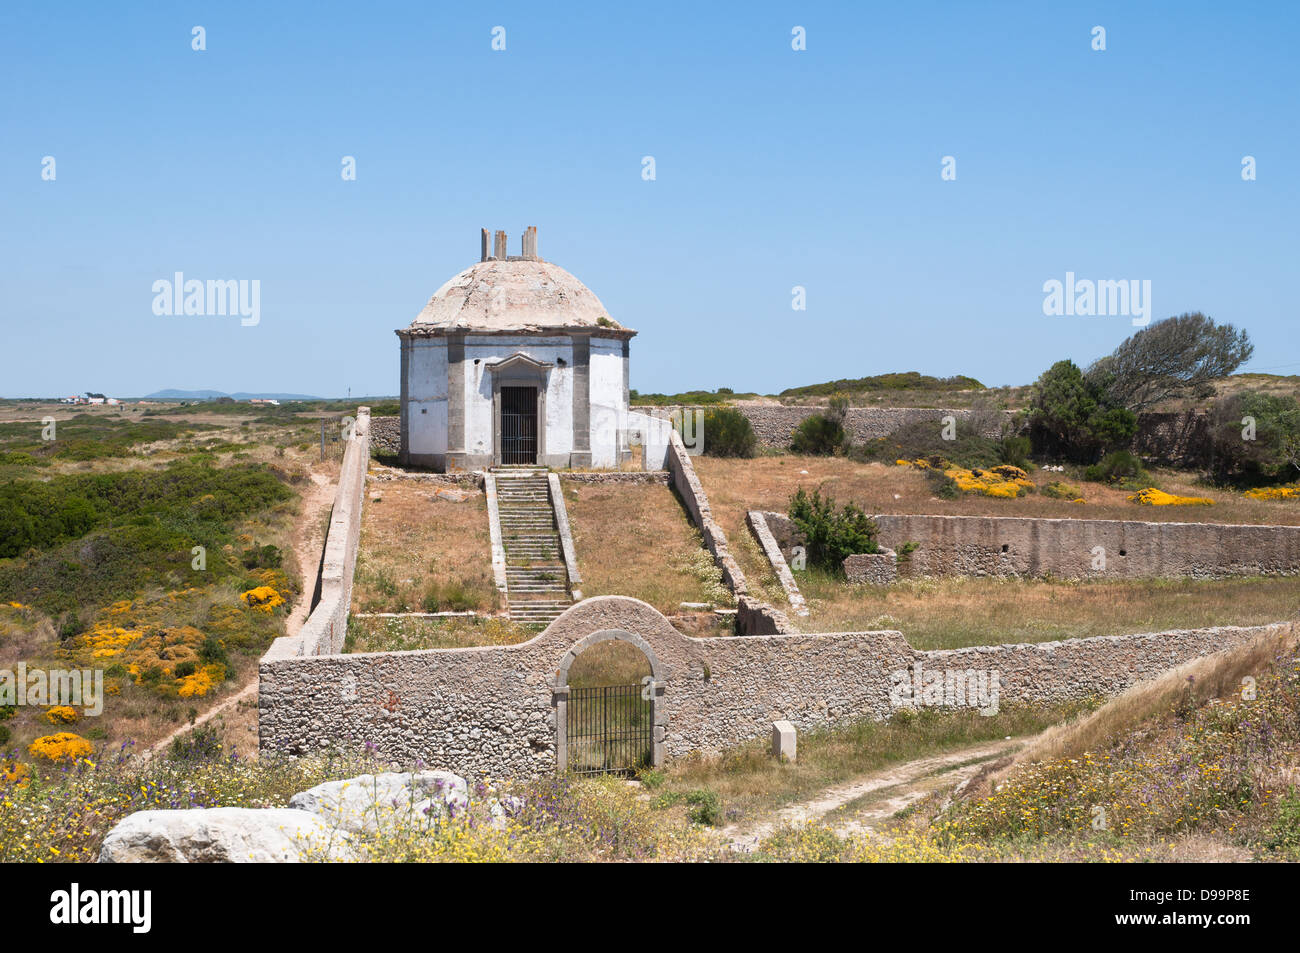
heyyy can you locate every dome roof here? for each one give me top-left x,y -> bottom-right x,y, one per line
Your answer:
406,258 -> 633,336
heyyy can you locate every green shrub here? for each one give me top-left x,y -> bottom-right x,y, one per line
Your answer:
684,789 -> 722,826
1084,450 -> 1150,488
1041,481 -> 1084,501
0,724 -> 10,747
701,407 -> 757,458
791,415 -> 848,455
1208,391 -> 1300,486
998,435 -> 1032,469
788,486 -> 878,573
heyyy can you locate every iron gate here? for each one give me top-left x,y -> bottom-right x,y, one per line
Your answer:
500,386 -> 538,465
566,684 -> 654,775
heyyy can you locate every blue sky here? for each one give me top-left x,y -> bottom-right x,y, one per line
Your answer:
2,1 -> 1297,398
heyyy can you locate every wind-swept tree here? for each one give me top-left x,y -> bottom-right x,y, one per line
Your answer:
1088,313 -> 1253,412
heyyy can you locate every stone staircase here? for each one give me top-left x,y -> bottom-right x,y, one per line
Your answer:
492,468 -> 573,626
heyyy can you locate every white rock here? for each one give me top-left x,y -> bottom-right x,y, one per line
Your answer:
289,770 -> 468,832
98,808 -> 345,863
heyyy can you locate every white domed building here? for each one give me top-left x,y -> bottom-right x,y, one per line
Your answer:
397,227 -> 649,471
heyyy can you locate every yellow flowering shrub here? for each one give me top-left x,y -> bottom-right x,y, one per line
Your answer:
28,733 -> 93,762
43,706 -> 80,725
239,586 -> 285,612
945,466 -> 1034,499
1128,487 -> 1214,506
1245,486 -> 1300,502
177,664 -> 226,699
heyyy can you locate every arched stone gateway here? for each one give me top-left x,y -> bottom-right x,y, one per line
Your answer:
553,628 -> 667,774
260,594 -> 1289,782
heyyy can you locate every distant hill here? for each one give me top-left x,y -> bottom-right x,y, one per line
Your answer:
143,389 -> 325,401
779,372 -> 985,398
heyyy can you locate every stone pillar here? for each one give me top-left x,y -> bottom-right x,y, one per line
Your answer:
445,332 -> 467,471
570,334 -> 592,468
771,720 -> 796,762
398,333 -> 411,464
493,230 -> 507,260
481,228 -> 489,262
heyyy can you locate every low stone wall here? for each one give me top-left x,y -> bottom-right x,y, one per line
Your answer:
734,404 -> 1006,449
258,594 -> 1292,780
263,408 -> 371,660
745,511 -> 808,615
873,513 -> 1300,580
844,550 -> 898,585
561,471 -> 670,485
369,415 -> 399,457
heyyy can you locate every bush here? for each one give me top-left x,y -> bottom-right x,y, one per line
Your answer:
1208,391 -> 1300,486
1041,481 -> 1084,501
791,415 -> 847,455
788,487 -> 878,572
0,724 -> 9,747
1084,450 -> 1150,488
700,407 -> 757,458
998,435 -> 1032,470
684,789 -> 722,826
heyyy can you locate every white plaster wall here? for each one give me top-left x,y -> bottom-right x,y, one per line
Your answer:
464,335 -> 574,459
406,339 -> 448,457
589,341 -> 626,467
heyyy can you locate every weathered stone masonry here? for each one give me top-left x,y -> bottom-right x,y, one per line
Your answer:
259,594 -> 1291,781
871,513 -> 1300,579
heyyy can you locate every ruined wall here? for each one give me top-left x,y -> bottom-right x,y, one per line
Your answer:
259,595 -> 1290,781
872,513 -> 1300,580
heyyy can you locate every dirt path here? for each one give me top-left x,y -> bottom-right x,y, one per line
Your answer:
722,739 -> 1021,852
147,470 -> 337,756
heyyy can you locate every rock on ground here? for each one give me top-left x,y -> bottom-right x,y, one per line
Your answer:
99,808 -> 347,863
288,770 -> 469,833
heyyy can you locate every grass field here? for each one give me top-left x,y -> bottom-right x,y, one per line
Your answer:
561,479 -> 730,619
350,476 -> 497,614
0,400 -> 336,754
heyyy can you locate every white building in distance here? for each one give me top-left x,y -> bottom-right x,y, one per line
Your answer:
397,227 -> 641,471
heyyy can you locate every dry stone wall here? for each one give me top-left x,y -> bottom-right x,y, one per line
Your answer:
259,594 -> 1291,781
873,513 -> 1300,580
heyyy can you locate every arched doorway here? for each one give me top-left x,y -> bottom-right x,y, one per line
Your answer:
554,630 -> 665,775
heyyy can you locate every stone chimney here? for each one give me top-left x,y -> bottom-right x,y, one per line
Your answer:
520,226 -> 538,260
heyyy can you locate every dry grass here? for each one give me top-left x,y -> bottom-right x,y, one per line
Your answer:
562,480 -> 729,615
653,700 -> 1091,826
567,639 -> 653,688
345,615 -> 534,653
971,622 -> 1299,794
694,453 -> 1300,528
351,477 -> 497,613
795,572 -> 1300,647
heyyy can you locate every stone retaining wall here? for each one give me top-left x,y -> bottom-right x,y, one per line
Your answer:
263,408 -> 371,660
258,594 -> 1292,780
665,430 -> 794,634
872,513 -> 1300,580
370,415 -> 399,457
